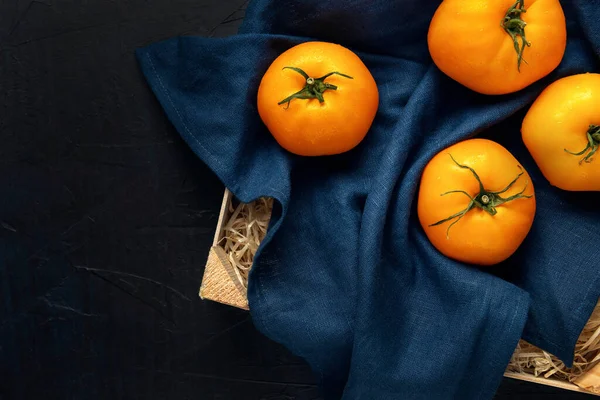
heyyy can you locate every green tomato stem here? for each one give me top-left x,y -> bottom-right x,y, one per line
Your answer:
429,154 -> 533,238
502,0 -> 531,72
277,67 -> 353,109
564,124 -> 600,164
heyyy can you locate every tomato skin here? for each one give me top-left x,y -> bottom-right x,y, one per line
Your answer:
418,139 -> 536,266
427,0 -> 566,95
257,42 -> 379,156
522,73 -> 600,191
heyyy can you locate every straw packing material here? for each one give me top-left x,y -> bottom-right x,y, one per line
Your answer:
218,195 -> 600,386
507,301 -> 600,384
218,197 -> 273,288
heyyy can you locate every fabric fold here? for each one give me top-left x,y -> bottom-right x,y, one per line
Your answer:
136,1 -> 600,398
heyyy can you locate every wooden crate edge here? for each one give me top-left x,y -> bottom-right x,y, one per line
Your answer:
504,372 -> 598,396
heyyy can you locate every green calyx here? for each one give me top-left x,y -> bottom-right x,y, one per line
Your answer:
278,67 -> 353,109
564,124 -> 600,164
429,154 -> 533,238
502,0 -> 531,72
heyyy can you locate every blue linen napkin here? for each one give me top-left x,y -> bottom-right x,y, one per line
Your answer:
136,1 -> 600,398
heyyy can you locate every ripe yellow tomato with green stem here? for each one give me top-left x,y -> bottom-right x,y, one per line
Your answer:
418,139 -> 536,266
428,0 -> 566,95
257,42 -> 379,156
522,73 -> 600,191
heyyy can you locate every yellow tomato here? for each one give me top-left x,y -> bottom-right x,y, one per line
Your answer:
257,42 -> 379,156
418,139 -> 536,265
522,73 -> 600,191
428,0 -> 567,95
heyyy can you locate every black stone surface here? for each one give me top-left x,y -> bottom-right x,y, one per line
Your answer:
0,0 -> 594,398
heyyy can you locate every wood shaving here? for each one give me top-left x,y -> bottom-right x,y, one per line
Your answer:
507,301 -> 600,382
219,195 -> 600,385
218,197 -> 273,288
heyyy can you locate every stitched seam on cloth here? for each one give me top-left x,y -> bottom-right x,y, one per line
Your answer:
479,293 -> 524,399
257,256 -> 276,344
146,52 -> 285,349
262,187 -> 286,200
145,52 -> 230,176
145,53 -> 289,202
252,202 -> 290,361
496,295 -> 525,392
523,331 -> 561,352
575,265 -> 600,321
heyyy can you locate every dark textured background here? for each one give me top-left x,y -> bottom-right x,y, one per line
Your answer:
0,0 -> 595,398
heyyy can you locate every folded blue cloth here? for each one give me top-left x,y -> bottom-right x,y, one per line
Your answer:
136,1 -> 600,398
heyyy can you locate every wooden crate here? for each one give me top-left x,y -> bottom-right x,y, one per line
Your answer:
201,189 -> 599,396
199,190 -> 248,310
